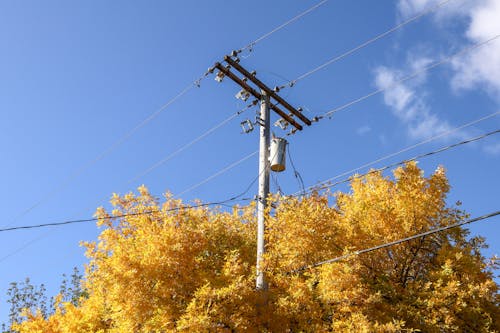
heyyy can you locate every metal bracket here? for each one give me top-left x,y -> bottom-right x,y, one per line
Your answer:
255,116 -> 265,127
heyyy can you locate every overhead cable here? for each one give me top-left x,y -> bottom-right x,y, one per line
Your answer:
238,0 -> 329,53
7,0 -> 328,228
281,0 -> 455,89
175,151 -> 259,197
5,80 -> 206,228
293,111 -> 500,196
0,232 -> 50,264
287,143 -> 306,195
175,134 -> 285,198
298,128 -> 500,195
317,34 -> 500,120
0,199 -> 253,234
6,128 -> 500,235
0,149 -> 284,234
0,2 -> 335,260
127,101 -> 258,185
293,210 -> 500,272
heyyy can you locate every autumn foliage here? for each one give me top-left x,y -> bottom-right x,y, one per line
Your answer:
13,163 -> 500,332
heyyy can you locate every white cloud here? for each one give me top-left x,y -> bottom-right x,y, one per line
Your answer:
375,67 -> 414,119
408,113 -> 452,139
484,142 -> 500,155
374,57 -> 454,140
356,125 -> 371,135
408,56 -> 433,77
466,1 -> 500,40
451,0 -> 500,98
380,0 -> 500,148
398,0 -> 500,100
397,0 -> 476,21
379,134 -> 388,146
398,0 -> 439,19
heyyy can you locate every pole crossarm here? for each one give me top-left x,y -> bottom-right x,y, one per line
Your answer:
214,57 -> 311,131
214,63 -> 303,130
224,56 -> 312,126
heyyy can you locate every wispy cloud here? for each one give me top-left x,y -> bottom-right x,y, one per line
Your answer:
356,125 -> 371,136
397,0 -> 474,22
398,0 -> 440,19
374,56 -> 454,140
451,0 -> 500,100
484,142 -> 500,155
398,0 -> 500,101
375,0 -> 500,146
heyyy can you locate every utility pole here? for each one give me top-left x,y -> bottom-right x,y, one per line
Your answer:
256,90 -> 270,290
212,54 -> 311,291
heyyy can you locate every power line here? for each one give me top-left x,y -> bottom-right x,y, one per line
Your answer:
0,3 -> 335,265
176,151 -> 259,197
1,114 -> 273,259
237,0 -> 330,54
294,210 -> 500,272
293,111 -> 500,196
0,199 -> 253,234
0,149 -> 269,235
6,0 -> 329,229
208,145 -> 286,204
0,231 -> 51,264
283,34 -> 500,137
175,133 -> 286,199
4,123 -> 497,263
271,173 -> 284,195
0,148 -> 286,235
106,0 -> 335,191
127,101 -> 258,185
4,12 -> 496,265
287,143 -> 306,195
5,81 -> 202,229
0,157 -> 264,260
280,0 -> 455,89
317,34 -> 500,120
124,0 -> 343,206
299,128 -> 500,195
4,128 -> 500,234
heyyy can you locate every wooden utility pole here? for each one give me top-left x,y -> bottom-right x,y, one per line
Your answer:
213,55 -> 311,291
256,90 -> 270,290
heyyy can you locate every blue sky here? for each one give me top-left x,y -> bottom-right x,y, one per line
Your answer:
1,0 -> 499,323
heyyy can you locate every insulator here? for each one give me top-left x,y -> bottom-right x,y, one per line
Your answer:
274,118 -> 289,130
240,119 -> 254,134
214,71 -> 225,83
235,89 -> 250,101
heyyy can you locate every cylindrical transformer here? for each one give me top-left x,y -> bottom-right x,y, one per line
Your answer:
269,137 -> 288,172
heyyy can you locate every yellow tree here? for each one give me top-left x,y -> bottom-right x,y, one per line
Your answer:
14,162 -> 500,332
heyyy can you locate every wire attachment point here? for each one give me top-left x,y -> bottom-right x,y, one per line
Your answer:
214,71 -> 225,83
241,119 -> 255,134
235,89 -> 250,102
255,116 -> 266,127
274,118 -> 289,130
